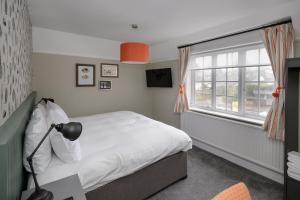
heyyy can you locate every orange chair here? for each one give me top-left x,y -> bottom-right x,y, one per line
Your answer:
212,182 -> 251,200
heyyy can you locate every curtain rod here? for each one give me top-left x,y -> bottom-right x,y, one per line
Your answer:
178,17 -> 292,49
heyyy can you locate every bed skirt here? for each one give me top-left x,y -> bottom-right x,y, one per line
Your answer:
86,151 -> 187,200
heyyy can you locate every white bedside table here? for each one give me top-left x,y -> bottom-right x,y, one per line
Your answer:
21,174 -> 86,200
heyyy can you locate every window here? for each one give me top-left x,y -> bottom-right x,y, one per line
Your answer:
189,43 -> 274,121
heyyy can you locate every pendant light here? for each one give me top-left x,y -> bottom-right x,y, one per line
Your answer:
120,42 -> 149,64
120,24 -> 149,64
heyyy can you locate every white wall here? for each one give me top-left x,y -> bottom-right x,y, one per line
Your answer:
32,53 -> 153,118
150,0 -> 300,62
147,60 -> 180,128
32,27 -> 155,119
33,27 -> 121,60
181,111 -> 284,183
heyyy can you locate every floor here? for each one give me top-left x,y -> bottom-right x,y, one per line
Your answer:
148,146 -> 283,200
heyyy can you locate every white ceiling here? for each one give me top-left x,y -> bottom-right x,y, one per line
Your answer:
28,0 -> 295,45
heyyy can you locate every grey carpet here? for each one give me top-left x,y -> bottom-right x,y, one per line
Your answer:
147,146 -> 283,200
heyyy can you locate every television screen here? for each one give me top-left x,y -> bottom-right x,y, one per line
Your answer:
146,68 -> 172,87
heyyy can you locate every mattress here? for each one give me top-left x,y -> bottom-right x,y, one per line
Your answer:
28,111 -> 192,192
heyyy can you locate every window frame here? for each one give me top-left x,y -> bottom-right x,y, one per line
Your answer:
188,43 -> 274,122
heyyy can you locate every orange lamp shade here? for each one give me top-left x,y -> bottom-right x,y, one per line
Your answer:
120,42 -> 149,64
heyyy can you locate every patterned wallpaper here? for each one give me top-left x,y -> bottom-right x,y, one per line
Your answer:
0,0 -> 32,126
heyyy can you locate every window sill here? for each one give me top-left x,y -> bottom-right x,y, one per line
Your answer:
188,107 -> 264,128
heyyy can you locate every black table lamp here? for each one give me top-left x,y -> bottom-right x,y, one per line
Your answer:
27,122 -> 82,200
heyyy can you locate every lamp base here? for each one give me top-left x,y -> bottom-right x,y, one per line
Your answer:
27,189 -> 53,200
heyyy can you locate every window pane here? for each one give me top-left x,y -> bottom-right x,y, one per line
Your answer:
260,48 -> 270,64
204,56 -> 212,67
228,53 -> 233,66
227,68 -> 239,81
203,69 -> 212,81
259,83 -> 273,117
189,58 -> 199,69
216,96 -> 226,110
227,97 -> 239,112
195,70 -> 203,81
245,83 -> 259,98
260,66 -> 274,82
245,98 -> 259,113
195,57 -> 203,68
260,82 -> 274,96
259,104 -> 271,117
195,94 -> 212,107
189,43 -> 273,120
195,86 -> 212,107
228,52 -> 238,66
216,82 -> 226,96
195,82 -> 202,91
233,52 -> 238,65
202,82 -> 212,94
245,67 -> 258,81
246,49 -> 259,65
259,82 -> 274,117
195,82 -> 212,94
195,82 -> 212,108
217,54 -> 227,67
216,69 -> 226,81
227,82 -> 238,98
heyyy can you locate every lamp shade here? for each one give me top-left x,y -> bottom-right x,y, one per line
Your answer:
120,42 -> 149,64
55,122 -> 82,141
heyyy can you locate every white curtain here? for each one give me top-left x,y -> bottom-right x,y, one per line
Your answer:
263,23 -> 295,141
174,47 -> 191,113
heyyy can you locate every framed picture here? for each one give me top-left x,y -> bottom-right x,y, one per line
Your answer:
101,63 -> 119,78
76,64 -> 95,87
99,80 -> 112,90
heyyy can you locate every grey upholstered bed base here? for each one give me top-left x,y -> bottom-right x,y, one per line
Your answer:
86,151 -> 187,200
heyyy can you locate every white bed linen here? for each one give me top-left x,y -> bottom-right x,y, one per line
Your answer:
28,111 -> 192,191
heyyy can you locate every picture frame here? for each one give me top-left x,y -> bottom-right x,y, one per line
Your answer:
99,80 -> 112,90
76,64 -> 95,87
101,63 -> 119,78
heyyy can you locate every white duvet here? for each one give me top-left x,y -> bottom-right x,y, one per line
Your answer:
28,111 -> 192,191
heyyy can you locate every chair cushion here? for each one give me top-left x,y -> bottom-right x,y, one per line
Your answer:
212,182 -> 251,200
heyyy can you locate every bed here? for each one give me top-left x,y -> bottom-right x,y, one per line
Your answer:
0,92 -> 192,200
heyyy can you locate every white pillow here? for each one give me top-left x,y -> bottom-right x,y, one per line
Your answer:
47,102 -> 82,163
23,104 -> 52,174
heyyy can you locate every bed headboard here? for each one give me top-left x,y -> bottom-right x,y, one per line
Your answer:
0,92 -> 36,200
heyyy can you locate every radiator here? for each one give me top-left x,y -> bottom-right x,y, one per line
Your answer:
181,111 -> 284,183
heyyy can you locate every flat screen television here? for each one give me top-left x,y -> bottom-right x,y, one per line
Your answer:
146,68 -> 172,87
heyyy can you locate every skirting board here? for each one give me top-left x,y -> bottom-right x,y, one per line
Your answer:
191,137 -> 284,184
